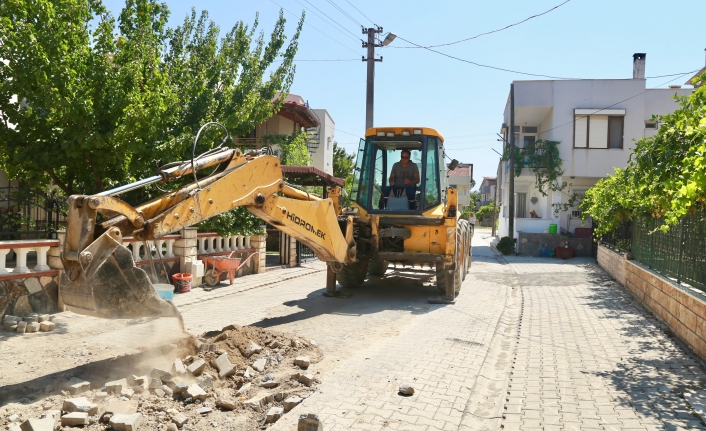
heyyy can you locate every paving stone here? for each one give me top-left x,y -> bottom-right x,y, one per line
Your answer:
239,340 -> 262,358
16,321 -> 27,333
298,373 -> 315,387
266,406 -> 284,423
25,322 -> 39,333
39,321 -> 55,331
105,378 -> 128,394
19,418 -> 54,431
214,353 -> 236,378
65,377 -> 90,395
3,320 -> 17,331
94,391 -> 108,401
186,384 -> 207,401
61,412 -> 88,427
171,413 -> 188,428
23,315 -> 38,323
150,368 -> 172,381
173,382 -> 189,394
109,413 -> 142,431
294,356 -> 310,369
252,358 -> 267,372
173,359 -> 186,375
38,314 -> 50,322
196,373 -> 213,389
244,394 -> 274,412
187,359 -> 206,376
104,399 -> 138,415
152,388 -> 165,397
284,396 -> 303,411
162,385 -> 174,397
120,387 -> 134,398
148,378 -> 163,389
62,397 -> 99,415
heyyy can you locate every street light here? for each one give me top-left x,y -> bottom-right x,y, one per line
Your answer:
382,32 -> 396,46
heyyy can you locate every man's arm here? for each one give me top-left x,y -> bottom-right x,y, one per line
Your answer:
404,164 -> 420,186
389,163 -> 397,185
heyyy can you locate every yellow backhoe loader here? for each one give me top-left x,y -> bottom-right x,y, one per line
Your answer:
59,126 -> 471,319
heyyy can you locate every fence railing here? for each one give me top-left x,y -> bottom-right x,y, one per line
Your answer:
599,221 -> 633,253
630,213 -> 706,291
0,186 -> 65,240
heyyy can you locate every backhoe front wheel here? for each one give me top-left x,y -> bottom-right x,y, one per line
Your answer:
368,259 -> 389,277
336,261 -> 369,288
436,229 -> 462,296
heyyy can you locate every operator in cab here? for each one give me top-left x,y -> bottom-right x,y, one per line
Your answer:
385,149 -> 420,210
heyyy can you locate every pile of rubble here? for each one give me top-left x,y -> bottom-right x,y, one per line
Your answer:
1,324 -> 322,431
2,314 -> 54,333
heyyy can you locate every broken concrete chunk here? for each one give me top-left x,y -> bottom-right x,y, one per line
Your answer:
65,377 -> 90,395
104,378 -> 128,394
214,353 -> 236,378
3,314 -> 18,323
274,353 -> 285,362
150,368 -> 172,381
196,407 -> 211,415
262,381 -> 279,388
25,322 -> 39,333
149,378 -> 163,389
61,412 -> 88,427
309,339 -> 318,347
162,385 -> 174,396
199,343 -> 218,353
104,399 -> 138,415
62,397 -> 99,415
19,418 -> 54,431
39,321 -> 55,332
244,393 -> 274,412
185,384 -> 207,401
173,382 -> 189,394
38,314 -> 50,322
294,356 -> 310,369
297,413 -> 323,431
187,359 -> 206,376
284,396 -> 303,411
171,413 -> 188,428
3,320 -> 17,331
266,406 -> 284,423
173,359 -> 186,375
239,340 -> 262,358
16,321 -> 27,333
235,382 -> 251,397
120,387 -> 134,398
152,388 -> 165,398
215,396 -> 237,411
94,391 -> 108,401
270,340 -> 280,348
243,366 -> 256,380
23,315 -> 38,323
291,339 -> 301,348
398,384 -> 414,395
109,413 -> 142,431
166,424 -> 178,431
196,373 -> 213,389
251,358 -> 267,373
298,373 -> 315,387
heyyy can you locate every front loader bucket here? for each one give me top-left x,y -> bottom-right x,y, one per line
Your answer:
59,228 -> 180,319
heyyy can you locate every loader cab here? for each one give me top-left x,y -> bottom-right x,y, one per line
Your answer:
351,127 -> 447,214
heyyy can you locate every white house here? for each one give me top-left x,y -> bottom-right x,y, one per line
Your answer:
497,54 -> 693,239
478,176 -> 496,208
311,109 -> 335,176
447,163 -> 474,212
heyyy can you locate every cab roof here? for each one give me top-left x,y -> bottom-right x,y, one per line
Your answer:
364,127 -> 444,141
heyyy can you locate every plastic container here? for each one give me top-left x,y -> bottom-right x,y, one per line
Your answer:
172,273 -> 193,293
548,224 -> 558,234
154,283 -> 174,300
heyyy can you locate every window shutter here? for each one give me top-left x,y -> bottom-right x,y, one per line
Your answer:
588,115 -> 608,148
574,115 -> 588,148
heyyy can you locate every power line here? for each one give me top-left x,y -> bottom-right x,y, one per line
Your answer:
324,0 -> 364,28
343,0 -> 377,26
334,127 -> 364,138
269,0 -> 360,56
275,59 -> 359,62
298,0 -> 362,42
390,0 -> 571,49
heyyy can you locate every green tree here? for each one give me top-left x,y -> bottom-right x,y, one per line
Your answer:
332,142 -> 354,179
469,190 -> 481,208
581,72 -> 706,235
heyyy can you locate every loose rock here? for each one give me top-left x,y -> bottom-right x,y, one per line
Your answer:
196,407 -> 211,415
297,413 -> 323,431
398,384 -> 414,396
61,412 -> 89,427
298,373 -> 315,387
185,384 -> 207,401
150,368 -> 173,381
109,413 -> 142,431
214,353 -> 236,378
25,322 -> 39,333
105,378 -> 128,394
187,359 -> 206,376
173,359 -> 186,375
171,413 -> 188,428
196,373 -> 213,389
284,396 -> 303,411
19,418 -> 53,431
65,378 -> 90,395
235,382 -> 251,397
39,321 -> 55,332
239,340 -> 262,358
251,358 -> 267,373
294,356 -> 310,369
62,397 -> 99,415
266,406 -> 284,423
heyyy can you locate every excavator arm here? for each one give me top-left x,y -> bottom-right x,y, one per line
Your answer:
59,148 -> 355,319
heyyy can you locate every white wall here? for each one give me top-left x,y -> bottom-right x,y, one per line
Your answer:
311,109 -> 334,175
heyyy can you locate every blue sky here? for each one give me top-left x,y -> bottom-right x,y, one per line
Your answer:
103,0 -> 705,187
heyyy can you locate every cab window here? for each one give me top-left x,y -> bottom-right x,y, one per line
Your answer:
423,137 -> 441,209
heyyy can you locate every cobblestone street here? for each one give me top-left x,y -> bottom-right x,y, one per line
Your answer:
177,229 -> 706,430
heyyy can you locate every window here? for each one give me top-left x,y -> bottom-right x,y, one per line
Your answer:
573,109 -> 625,149
424,138 -> 441,209
515,193 -> 527,218
645,121 -> 658,129
522,126 -> 538,133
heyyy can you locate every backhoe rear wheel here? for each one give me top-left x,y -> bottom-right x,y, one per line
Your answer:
436,231 -> 462,295
337,261 -> 369,288
368,259 -> 389,277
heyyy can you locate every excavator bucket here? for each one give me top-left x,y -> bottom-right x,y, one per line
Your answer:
59,228 -> 180,319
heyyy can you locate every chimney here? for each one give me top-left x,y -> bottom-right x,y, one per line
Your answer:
633,53 -> 646,79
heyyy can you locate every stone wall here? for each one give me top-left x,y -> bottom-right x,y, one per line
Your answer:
0,274 -> 60,318
597,243 -> 706,362
517,232 -> 593,257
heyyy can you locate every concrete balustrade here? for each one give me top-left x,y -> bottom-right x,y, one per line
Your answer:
196,233 -> 254,254
122,236 -> 179,262
0,240 -> 60,274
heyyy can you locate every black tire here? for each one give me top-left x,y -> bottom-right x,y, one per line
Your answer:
336,261 -> 369,288
368,259 -> 389,277
436,229 -> 462,294
204,269 -> 220,287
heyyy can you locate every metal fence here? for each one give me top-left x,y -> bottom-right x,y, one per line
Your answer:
599,221 -> 633,253
0,186 -> 66,240
630,213 -> 706,291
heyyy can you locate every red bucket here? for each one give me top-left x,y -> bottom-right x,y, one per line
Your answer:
172,273 -> 192,293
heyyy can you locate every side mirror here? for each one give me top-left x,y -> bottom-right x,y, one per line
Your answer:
447,159 -> 459,171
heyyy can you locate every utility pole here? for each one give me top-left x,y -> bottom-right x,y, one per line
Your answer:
362,27 -> 383,130
508,83 -> 515,241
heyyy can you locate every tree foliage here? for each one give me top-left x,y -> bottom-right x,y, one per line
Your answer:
468,190 -> 481,208
581,73 -> 706,236
263,132 -> 311,166
0,0 -> 304,199
332,142 -> 354,179
476,203 -> 496,222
